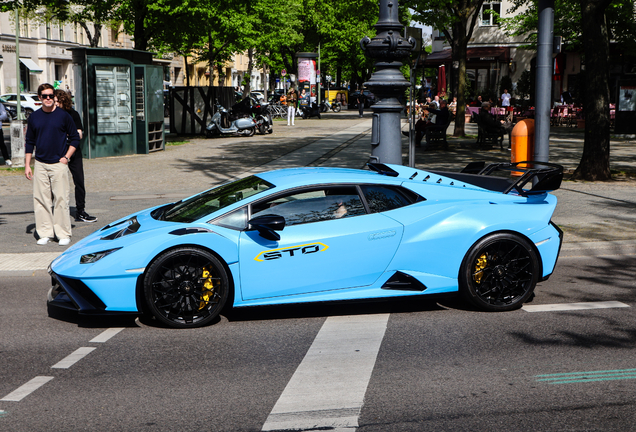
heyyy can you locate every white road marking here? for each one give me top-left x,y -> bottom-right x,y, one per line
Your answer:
523,301 -> 630,312
51,347 -> 96,369
261,314 -> 389,432
0,252 -> 60,271
89,328 -> 125,343
0,376 -> 54,402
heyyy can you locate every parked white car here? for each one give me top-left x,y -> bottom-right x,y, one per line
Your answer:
0,93 -> 42,118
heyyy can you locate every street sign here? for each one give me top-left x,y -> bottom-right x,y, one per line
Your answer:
316,70 -> 320,75
281,69 -> 287,76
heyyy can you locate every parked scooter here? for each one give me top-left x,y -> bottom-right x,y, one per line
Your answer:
320,99 -> 342,113
206,100 -> 257,137
299,102 -> 321,119
232,96 -> 273,134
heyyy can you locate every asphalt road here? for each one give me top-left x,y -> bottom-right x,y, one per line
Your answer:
1,249 -> 635,431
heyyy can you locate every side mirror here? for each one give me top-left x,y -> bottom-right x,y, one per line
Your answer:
248,215 -> 285,241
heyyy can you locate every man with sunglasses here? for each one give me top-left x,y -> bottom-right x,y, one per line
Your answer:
24,83 -> 80,246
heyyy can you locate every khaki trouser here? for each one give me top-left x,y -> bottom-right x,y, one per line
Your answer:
33,159 -> 72,240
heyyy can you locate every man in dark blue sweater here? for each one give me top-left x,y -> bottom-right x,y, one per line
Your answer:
25,83 -> 80,246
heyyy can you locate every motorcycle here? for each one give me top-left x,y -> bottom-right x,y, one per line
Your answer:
206,100 -> 257,138
232,96 -> 273,135
320,99 -> 342,113
299,101 -> 321,119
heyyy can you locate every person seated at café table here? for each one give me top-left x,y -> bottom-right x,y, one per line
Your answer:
469,95 -> 483,107
404,100 -> 450,148
479,101 -> 513,143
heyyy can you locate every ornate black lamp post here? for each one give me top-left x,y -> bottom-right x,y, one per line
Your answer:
361,0 -> 414,165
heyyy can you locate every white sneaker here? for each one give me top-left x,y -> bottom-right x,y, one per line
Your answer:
5,160 -> 12,166
58,238 -> 71,246
36,237 -> 50,245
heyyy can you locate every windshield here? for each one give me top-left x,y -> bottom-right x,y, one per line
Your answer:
161,176 -> 274,223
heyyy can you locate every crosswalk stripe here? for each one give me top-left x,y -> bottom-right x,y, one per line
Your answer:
261,314 -> 389,431
0,252 -> 61,271
522,301 -> 629,312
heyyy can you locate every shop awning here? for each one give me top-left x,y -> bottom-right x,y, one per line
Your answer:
423,47 -> 510,66
20,58 -> 43,74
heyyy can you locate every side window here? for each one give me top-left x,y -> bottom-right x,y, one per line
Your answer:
251,186 -> 366,226
360,185 -> 421,213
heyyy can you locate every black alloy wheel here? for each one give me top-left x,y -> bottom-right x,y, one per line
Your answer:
460,233 -> 539,311
144,247 -> 229,328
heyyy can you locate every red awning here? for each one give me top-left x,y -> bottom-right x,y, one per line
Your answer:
423,47 -> 510,66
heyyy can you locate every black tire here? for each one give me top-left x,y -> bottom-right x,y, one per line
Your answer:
243,127 -> 255,137
459,233 -> 539,311
143,247 -> 229,328
25,108 -> 33,119
332,104 -> 341,113
258,123 -> 267,135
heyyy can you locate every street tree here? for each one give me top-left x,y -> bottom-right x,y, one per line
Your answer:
501,0 -> 636,180
1,0 -> 119,47
407,0 -> 486,137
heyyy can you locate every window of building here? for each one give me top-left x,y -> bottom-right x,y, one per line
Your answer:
480,1 -> 501,26
59,22 -> 64,41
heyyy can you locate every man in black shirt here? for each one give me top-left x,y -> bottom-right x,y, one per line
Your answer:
25,83 -> 80,246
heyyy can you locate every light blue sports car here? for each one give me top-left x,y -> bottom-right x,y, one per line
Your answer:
48,162 -> 564,328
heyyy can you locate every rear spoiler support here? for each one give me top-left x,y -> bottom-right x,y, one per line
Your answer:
477,161 -> 563,196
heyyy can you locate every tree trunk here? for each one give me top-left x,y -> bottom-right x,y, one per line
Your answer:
571,0 -> 612,181
132,0 -> 148,51
184,56 -> 190,87
80,22 -> 101,48
244,48 -> 253,96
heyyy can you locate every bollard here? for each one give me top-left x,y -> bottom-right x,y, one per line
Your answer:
511,119 -> 534,175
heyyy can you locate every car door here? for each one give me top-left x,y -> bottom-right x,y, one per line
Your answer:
238,185 -> 404,301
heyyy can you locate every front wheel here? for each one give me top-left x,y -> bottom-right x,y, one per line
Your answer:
459,233 -> 539,312
143,247 -> 229,328
332,103 -> 341,113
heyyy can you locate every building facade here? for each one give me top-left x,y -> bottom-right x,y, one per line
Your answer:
425,0 -> 582,104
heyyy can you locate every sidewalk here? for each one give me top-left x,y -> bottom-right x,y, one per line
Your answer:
1,112 -> 636,272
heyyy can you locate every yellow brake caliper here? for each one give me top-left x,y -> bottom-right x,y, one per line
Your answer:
473,254 -> 488,284
199,267 -> 216,310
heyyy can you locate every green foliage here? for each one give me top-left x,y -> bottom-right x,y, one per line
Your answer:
499,0 -> 636,55
516,69 -> 532,104
499,75 -> 513,95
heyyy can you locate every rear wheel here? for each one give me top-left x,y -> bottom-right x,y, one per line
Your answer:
332,103 -> 341,113
242,126 -> 255,137
25,108 -> 33,119
143,247 -> 229,328
459,233 -> 539,311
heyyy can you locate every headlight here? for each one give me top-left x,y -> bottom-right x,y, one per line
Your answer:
80,248 -> 122,264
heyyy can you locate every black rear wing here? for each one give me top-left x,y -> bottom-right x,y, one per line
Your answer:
429,161 -> 563,196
